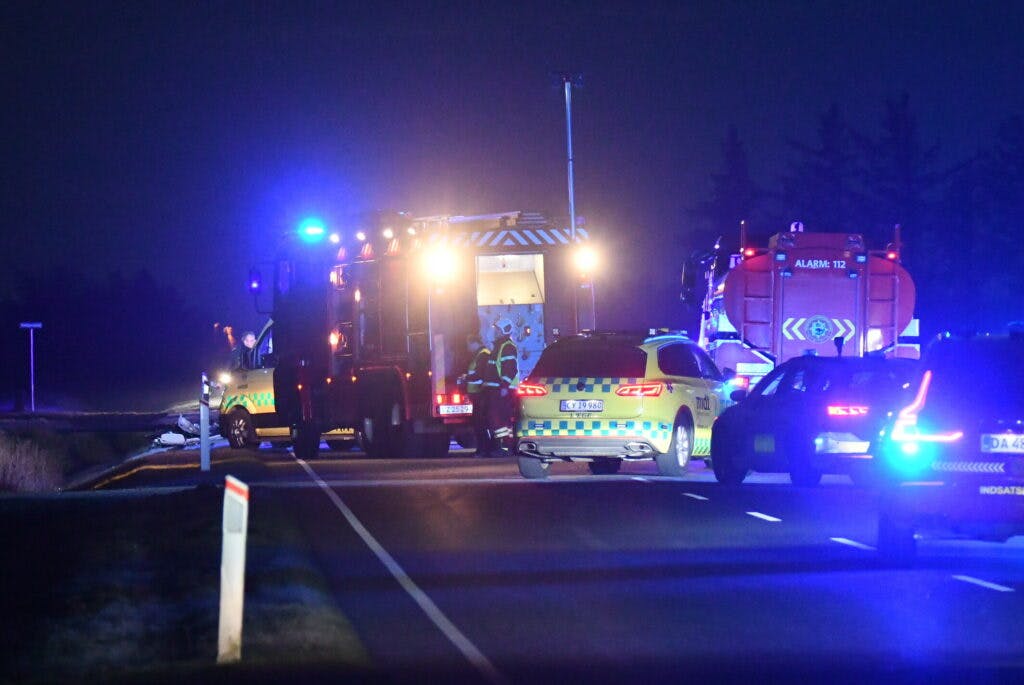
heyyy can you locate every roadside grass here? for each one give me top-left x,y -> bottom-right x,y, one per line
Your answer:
0,429 -> 152,492
1,487 -> 367,684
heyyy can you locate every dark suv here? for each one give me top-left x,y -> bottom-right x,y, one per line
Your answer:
877,330 -> 1024,562
711,355 -> 919,486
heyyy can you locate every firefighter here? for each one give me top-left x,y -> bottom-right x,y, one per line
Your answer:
464,333 -> 500,456
491,317 -> 519,448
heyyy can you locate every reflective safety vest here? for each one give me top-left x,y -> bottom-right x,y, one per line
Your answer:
496,337 -> 520,389
466,347 -> 498,394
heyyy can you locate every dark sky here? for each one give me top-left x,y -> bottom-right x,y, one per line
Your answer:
4,0 -> 1024,330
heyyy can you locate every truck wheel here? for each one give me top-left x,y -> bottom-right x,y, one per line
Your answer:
588,458 -> 622,475
787,431 -> 822,487
225,410 -> 258,449
656,413 -> 693,477
518,456 -> 550,480
292,423 -> 321,461
711,419 -> 749,485
422,433 -> 450,459
877,515 -> 917,566
362,398 -> 403,459
326,439 -> 356,452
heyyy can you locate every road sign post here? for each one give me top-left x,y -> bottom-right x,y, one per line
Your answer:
19,322 -> 42,412
217,475 -> 249,663
200,372 -> 211,472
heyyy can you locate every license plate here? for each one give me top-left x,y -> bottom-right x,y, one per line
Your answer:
560,399 -> 603,412
438,404 -> 472,415
981,434 -> 1024,454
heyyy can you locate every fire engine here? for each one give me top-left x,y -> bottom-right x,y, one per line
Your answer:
682,222 -> 919,387
261,211 -> 595,460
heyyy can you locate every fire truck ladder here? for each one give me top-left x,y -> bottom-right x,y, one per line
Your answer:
866,257 -> 900,355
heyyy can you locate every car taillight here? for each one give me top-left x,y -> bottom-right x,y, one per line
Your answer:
827,405 -> 869,417
516,384 -> 548,397
616,383 -> 663,397
890,370 -> 963,443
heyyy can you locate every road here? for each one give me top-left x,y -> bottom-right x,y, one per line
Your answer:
85,444 -> 1024,681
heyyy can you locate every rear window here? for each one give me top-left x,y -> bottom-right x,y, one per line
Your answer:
926,338 -> 1024,414
820,361 -> 919,398
530,341 -> 647,378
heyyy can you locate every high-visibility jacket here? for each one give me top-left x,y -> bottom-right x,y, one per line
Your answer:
495,336 -> 520,389
466,347 -> 498,394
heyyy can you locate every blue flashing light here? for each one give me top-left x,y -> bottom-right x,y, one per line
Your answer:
298,217 -> 327,243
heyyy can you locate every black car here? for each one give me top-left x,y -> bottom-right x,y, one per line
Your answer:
711,355 -> 920,486
876,330 -> 1024,562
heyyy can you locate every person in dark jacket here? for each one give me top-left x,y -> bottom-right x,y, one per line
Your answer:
464,333 -> 500,456
230,330 -> 258,370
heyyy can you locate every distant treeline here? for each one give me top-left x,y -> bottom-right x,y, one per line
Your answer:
689,96 -> 1024,336
0,269 -> 231,410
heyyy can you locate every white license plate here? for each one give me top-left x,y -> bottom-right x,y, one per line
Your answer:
438,404 -> 473,415
981,434 -> 1024,454
560,399 -> 603,412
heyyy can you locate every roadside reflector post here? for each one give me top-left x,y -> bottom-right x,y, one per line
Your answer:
217,475 -> 249,664
200,372 -> 211,472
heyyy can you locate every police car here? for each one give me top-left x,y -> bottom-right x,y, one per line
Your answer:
515,331 -> 732,479
876,329 -> 1024,562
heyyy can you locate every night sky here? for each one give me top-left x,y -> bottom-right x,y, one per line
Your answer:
4,0 -> 1024,334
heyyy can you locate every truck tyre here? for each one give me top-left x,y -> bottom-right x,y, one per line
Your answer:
292,423 -> 321,461
326,439 -> 357,452
656,412 -> 693,477
225,410 -> 258,449
787,430 -> 822,487
362,397 -> 404,459
711,419 -> 749,485
877,515 -> 917,566
588,458 -> 622,475
518,456 -> 550,480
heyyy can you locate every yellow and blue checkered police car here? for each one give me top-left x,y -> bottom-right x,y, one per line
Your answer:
515,331 -> 732,479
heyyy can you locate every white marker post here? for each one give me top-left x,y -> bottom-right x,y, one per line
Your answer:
217,475 -> 249,663
200,372 -> 211,472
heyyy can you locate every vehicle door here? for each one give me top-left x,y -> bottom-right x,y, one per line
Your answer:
245,322 -> 279,428
655,343 -> 712,429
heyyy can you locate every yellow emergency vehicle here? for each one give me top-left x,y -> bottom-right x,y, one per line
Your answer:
515,331 -> 733,478
217,320 -> 356,451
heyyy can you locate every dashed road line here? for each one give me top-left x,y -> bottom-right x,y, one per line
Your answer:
746,511 -> 782,523
830,537 -> 875,551
952,575 -> 1015,593
683,492 -> 709,501
295,457 -> 506,684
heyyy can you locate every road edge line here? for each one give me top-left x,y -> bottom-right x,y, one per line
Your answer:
951,574 -> 1014,593
294,457 -> 506,684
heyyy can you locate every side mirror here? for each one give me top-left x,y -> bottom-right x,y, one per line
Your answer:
730,388 -> 748,403
722,368 -> 736,381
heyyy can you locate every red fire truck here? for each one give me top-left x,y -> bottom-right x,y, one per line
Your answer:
683,223 -> 919,387
266,211 -> 595,460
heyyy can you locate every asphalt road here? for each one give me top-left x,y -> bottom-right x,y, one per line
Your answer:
87,444 -> 1024,682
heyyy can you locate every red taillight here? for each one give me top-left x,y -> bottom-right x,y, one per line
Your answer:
743,247 -> 756,258
827,405 -> 869,417
516,384 -> 548,397
891,370 -> 963,442
616,383 -> 664,397
886,251 -> 898,260
452,392 -> 462,404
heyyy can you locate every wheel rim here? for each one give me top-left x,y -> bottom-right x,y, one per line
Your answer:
674,424 -> 691,466
231,416 -> 248,444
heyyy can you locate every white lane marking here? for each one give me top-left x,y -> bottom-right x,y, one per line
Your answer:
830,537 -> 876,551
952,575 -> 1015,593
746,511 -> 782,522
683,492 -> 709,501
631,476 -> 650,483
295,458 -> 505,684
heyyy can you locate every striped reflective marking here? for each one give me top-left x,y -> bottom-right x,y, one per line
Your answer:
746,511 -> 782,522
952,575 -> 1014,593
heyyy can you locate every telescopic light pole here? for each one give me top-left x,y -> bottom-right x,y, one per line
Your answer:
19,322 -> 42,412
557,72 -> 584,331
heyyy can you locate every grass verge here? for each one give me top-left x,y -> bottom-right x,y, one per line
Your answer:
0,487 -> 367,683
0,429 -> 152,492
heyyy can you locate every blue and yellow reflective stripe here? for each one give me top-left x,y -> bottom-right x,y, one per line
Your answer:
536,377 -> 640,393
